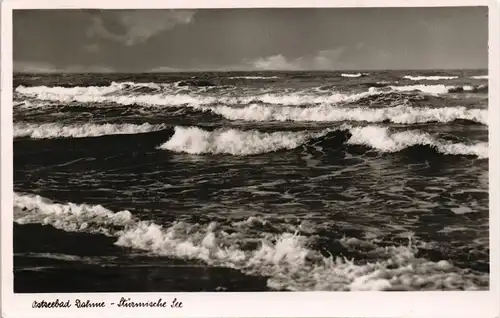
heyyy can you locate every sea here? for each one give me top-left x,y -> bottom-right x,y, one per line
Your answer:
12,70 -> 489,292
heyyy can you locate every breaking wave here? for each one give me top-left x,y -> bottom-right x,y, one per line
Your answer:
403,75 -> 458,81
16,83 -> 378,107
159,125 -> 488,158
389,84 -> 487,95
227,76 -> 279,80
208,104 -> 487,125
471,75 -> 488,79
341,73 -> 367,78
16,84 -> 487,125
14,122 -> 166,139
346,126 -> 488,159
14,192 -> 489,291
158,126 -> 328,155
16,81 -> 488,114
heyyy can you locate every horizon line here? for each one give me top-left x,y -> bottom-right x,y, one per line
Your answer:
13,67 -> 489,75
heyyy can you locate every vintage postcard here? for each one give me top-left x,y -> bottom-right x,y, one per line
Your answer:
1,0 -> 499,317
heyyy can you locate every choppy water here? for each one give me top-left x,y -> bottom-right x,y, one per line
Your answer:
13,70 -> 489,291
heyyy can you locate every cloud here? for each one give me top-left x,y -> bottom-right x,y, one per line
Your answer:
87,10 -> 196,46
14,61 -> 57,73
84,43 -> 100,53
148,66 -> 181,73
249,48 -> 347,71
14,60 -> 115,73
65,65 -> 115,73
251,54 -> 298,70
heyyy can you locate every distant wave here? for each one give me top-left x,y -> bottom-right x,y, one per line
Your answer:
207,104 -> 487,125
14,192 -> 489,291
158,126 -> 328,155
14,122 -> 166,139
346,126 -> 488,159
389,84 -> 488,95
341,73 -> 367,78
15,83 -> 379,107
471,75 -> 488,80
15,82 -> 487,113
159,125 -> 488,158
227,76 -> 279,80
403,76 -> 458,81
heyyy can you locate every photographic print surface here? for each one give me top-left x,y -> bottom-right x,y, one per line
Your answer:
12,7 -> 489,292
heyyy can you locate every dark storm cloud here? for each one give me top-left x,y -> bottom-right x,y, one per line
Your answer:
86,10 -> 195,46
13,7 -> 488,72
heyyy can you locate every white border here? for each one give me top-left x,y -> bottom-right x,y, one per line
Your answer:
1,1 -> 499,318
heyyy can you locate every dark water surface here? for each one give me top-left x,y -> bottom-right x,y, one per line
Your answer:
13,70 -> 489,291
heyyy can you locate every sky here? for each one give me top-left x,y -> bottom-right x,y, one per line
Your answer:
13,7 -> 488,73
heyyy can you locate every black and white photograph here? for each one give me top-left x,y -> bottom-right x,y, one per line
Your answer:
5,3 -> 494,298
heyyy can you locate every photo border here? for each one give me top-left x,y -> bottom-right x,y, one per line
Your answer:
1,0 -> 499,317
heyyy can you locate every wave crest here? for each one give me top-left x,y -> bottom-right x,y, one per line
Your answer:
227,76 -> 279,80
14,192 -> 489,291
159,125 -> 488,158
347,126 -> 488,159
208,104 -> 487,125
14,122 -> 166,139
158,126 -> 327,155
16,83 -> 378,107
403,75 -> 458,81
341,73 -> 367,78
389,84 -> 487,95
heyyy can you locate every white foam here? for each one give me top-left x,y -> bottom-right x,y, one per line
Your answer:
14,122 -> 166,139
347,126 -> 488,159
227,76 -> 279,80
13,193 -> 488,291
341,73 -> 363,78
16,84 -> 376,107
158,126 -> 327,155
389,84 -> 452,95
403,75 -> 459,81
471,75 -> 488,79
208,104 -> 488,125
16,84 -> 217,107
14,193 -> 135,235
390,84 -> 487,95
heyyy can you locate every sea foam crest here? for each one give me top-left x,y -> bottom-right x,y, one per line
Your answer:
471,75 -> 488,79
14,192 -> 489,291
159,125 -> 488,158
227,76 -> 279,80
158,126 -> 328,155
389,84 -> 487,95
403,75 -> 458,81
14,122 -> 166,139
16,84 -> 377,107
389,84 -> 453,95
207,104 -> 488,125
341,73 -> 366,78
347,126 -> 488,159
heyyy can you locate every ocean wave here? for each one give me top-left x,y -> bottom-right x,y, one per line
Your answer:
347,126 -> 488,159
15,82 -> 487,113
389,84 -> 487,95
14,192 -> 488,291
158,126 -> 328,155
207,104 -> 487,125
227,76 -> 279,80
403,75 -> 458,81
16,84 -> 378,107
14,122 -> 166,139
341,73 -> 367,78
159,125 -> 488,158
471,75 -> 488,79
